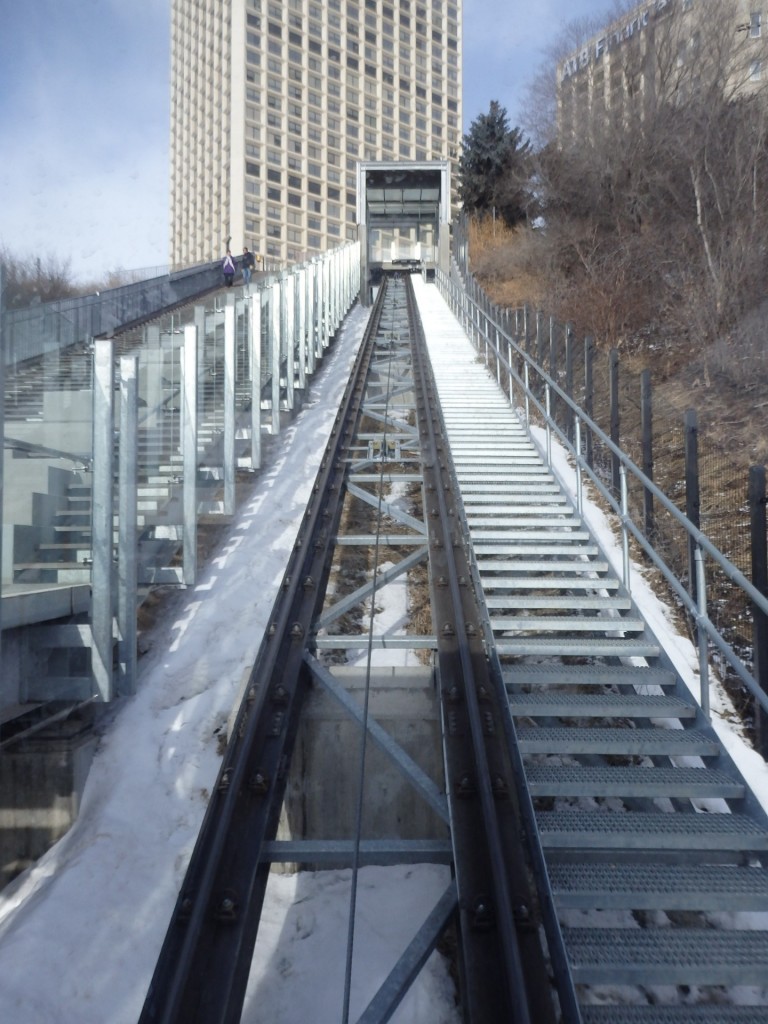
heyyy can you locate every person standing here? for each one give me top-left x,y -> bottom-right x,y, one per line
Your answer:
222,249 -> 236,286
242,246 -> 255,288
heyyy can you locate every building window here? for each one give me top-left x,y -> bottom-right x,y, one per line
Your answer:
751,59 -> 763,80
751,12 -> 762,37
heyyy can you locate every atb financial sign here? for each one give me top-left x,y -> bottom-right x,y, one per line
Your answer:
560,0 -> 674,82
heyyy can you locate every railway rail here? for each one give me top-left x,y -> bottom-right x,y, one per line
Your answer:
140,273 -> 768,1023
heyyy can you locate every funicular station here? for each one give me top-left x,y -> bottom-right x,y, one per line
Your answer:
0,159 -> 451,887
356,159 -> 452,301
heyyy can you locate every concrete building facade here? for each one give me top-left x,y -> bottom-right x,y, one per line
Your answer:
557,0 -> 768,140
170,0 -> 462,269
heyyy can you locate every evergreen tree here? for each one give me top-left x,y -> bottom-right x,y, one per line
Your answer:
458,101 -> 533,227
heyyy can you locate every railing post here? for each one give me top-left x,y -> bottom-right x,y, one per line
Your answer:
749,465 -> 768,758
575,417 -> 583,517
608,348 -> 620,499
565,323 -> 574,445
685,408 -> 700,597
536,310 -> 545,369
694,545 -> 711,720
182,323 -> 198,586
270,279 -> 281,435
92,339 -> 115,701
641,368 -> 654,540
250,290 -> 262,470
117,355 -> 138,696
620,464 -> 631,594
224,294 -> 236,516
584,336 -> 594,471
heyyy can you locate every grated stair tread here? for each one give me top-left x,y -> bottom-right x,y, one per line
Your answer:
486,576 -> 621,591
538,808 -> 768,851
487,593 -> 630,610
549,862 -> 768,910
526,764 -> 743,799
517,725 -> 720,756
564,927 -> 768,986
492,615 -> 645,633
495,637 -> 660,657
472,529 -> 591,541
508,691 -> 695,717
581,1005 -> 768,1023
476,544 -> 600,559
480,558 -> 609,573
502,664 -> 675,687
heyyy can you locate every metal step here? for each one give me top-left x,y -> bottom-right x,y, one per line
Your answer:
518,725 -> 719,756
489,594 -> 629,611
537,809 -> 768,852
582,1004 -> 768,1023
480,558 -> 608,573
525,764 -> 743,799
502,664 -> 676,688
495,637 -> 660,658
549,862 -> 768,911
472,528 -> 592,541
475,544 -> 601,558
488,576 -> 621,592
564,927 -> 768,986
492,615 -> 645,634
509,691 -> 694,717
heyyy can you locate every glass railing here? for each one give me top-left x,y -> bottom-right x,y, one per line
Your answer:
1,242 -> 361,718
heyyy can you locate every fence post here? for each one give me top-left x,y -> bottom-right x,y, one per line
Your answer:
610,348 -> 620,498
641,369 -> 654,540
685,409 -> 700,597
584,336 -> 594,471
749,465 -> 768,759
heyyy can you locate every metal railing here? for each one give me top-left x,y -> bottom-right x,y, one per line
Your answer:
437,264 -> 768,724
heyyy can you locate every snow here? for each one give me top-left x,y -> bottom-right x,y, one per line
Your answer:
0,284 -> 767,1021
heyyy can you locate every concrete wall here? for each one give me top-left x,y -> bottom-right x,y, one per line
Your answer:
280,665 -> 447,861
0,713 -> 97,890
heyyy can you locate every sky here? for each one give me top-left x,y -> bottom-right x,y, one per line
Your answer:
0,0 -> 611,285
0,279 -> 767,1020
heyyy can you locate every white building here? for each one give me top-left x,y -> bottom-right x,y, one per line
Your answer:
169,0 -> 462,268
557,0 -> 767,139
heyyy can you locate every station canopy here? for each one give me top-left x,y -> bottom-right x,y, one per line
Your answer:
358,162 -> 449,228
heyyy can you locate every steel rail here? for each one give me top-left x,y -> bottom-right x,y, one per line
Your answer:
139,283 -> 390,1024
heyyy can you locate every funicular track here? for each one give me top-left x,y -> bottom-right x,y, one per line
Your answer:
140,273 -> 768,1024
140,273 -> 561,1024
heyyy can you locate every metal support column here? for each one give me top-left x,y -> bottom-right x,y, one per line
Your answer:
296,266 -> 307,391
92,339 -> 115,701
249,290 -> 262,470
182,324 -> 198,585
224,295 -> 236,515
270,279 -> 281,435
118,355 -> 138,696
284,273 -> 294,411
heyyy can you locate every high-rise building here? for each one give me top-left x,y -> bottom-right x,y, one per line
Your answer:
169,0 -> 463,269
556,0 -> 767,140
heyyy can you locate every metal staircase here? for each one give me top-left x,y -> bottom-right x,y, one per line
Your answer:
414,276 -> 768,1021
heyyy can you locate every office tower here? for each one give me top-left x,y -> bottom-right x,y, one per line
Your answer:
557,0 -> 767,140
170,0 -> 462,268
